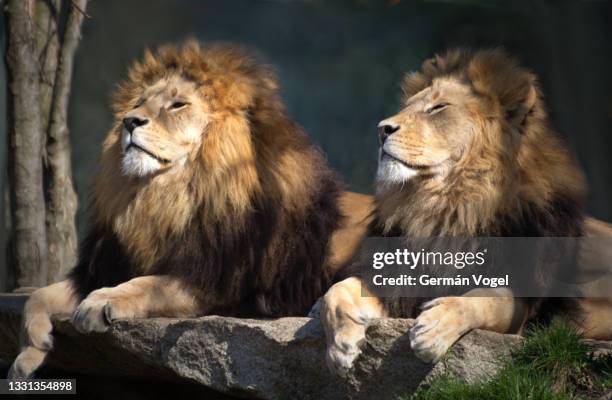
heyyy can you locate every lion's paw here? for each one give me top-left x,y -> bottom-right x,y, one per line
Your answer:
8,346 -> 46,379
71,289 -> 130,333
326,326 -> 365,378
72,297 -> 111,333
409,297 -> 472,363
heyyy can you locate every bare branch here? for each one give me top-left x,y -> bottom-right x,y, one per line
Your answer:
34,0 -> 61,137
70,0 -> 90,18
45,0 -> 87,282
6,0 -> 49,288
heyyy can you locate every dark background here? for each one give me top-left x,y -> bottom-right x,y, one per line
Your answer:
1,0 -> 611,289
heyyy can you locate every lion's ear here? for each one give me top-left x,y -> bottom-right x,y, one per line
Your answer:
507,83 -> 537,131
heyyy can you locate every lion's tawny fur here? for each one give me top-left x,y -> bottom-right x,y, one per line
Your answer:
69,41 -> 343,316
376,49 -> 586,238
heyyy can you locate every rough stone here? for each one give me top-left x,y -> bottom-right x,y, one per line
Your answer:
3,294 -> 601,399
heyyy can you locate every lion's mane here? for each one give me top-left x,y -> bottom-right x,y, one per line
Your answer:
375,49 -> 586,239
369,49 -> 587,318
69,42 -> 343,316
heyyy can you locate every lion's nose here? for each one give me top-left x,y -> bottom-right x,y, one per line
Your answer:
123,117 -> 149,133
377,122 -> 400,145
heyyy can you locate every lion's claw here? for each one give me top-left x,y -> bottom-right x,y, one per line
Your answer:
71,297 -> 112,333
409,297 -> 472,363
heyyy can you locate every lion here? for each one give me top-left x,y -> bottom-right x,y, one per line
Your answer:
8,41 -> 372,379
320,48 -> 612,376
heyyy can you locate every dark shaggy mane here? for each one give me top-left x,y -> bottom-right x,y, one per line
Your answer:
378,194 -> 585,319
68,226 -> 133,300
150,166 -> 343,317
69,163 -> 343,317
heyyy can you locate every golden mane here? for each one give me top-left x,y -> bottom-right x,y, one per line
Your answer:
376,48 -> 586,237
68,42 -> 343,317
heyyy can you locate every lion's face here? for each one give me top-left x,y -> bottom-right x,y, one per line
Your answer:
376,77 -> 492,185
120,74 -> 208,176
372,49 -> 585,237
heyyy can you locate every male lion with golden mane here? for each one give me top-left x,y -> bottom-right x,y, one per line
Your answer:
9,41 -> 372,379
321,49 -> 612,376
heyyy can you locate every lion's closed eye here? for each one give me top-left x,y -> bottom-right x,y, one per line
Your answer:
132,100 -> 144,110
425,103 -> 449,114
169,101 -> 189,110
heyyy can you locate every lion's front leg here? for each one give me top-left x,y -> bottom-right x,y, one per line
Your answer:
9,280 -> 78,379
72,275 -> 206,333
410,288 -> 529,363
320,277 -> 386,377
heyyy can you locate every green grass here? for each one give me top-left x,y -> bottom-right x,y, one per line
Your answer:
404,320 -> 611,400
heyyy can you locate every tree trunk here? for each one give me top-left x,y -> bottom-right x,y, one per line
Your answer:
34,0 -> 61,135
5,0 -> 49,288
45,0 -> 87,282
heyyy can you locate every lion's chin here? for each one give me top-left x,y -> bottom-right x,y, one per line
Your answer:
376,154 -> 419,185
121,149 -> 163,177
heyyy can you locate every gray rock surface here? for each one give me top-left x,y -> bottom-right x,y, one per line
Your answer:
4,293 -> 599,399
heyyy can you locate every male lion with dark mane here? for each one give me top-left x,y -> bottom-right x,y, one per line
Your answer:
321,49 -> 612,376
9,41 -> 372,379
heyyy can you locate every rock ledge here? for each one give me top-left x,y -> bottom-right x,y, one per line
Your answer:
0,294 -> 578,399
